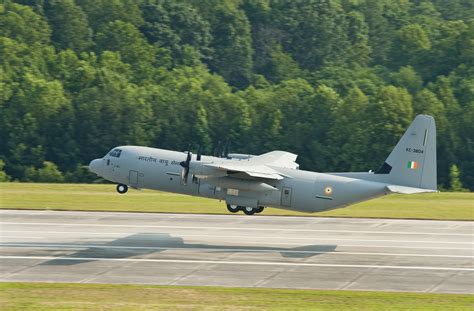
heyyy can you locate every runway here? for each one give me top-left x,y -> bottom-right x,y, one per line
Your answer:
0,210 -> 473,294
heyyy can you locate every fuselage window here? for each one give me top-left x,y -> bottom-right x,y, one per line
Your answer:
107,159 -> 110,166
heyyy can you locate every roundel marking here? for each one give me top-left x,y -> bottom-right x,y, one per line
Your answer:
324,186 -> 333,195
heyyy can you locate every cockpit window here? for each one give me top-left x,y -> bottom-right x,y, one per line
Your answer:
108,149 -> 122,158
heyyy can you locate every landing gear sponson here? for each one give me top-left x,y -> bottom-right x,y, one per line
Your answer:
226,204 -> 265,215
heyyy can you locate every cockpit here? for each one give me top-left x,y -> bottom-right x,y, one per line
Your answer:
108,149 -> 122,158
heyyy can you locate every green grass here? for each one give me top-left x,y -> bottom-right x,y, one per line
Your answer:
0,182 -> 473,220
0,282 -> 473,311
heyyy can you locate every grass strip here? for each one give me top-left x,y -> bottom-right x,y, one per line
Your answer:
0,183 -> 473,220
1,282 -> 473,311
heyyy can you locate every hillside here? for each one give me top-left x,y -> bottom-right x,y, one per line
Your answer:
0,0 -> 472,189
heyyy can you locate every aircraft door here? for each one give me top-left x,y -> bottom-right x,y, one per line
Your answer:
281,186 -> 292,207
129,170 -> 139,186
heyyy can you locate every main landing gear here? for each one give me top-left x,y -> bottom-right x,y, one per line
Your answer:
226,204 -> 265,215
226,204 -> 241,213
116,184 -> 128,194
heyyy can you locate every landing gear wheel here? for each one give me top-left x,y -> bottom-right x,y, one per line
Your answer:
116,184 -> 128,194
226,204 -> 241,213
255,206 -> 265,214
243,206 -> 256,215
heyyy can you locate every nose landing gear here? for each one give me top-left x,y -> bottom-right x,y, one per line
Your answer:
116,184 -> 128,194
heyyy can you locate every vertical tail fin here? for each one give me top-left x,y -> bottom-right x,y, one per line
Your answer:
376,115 -> 437,190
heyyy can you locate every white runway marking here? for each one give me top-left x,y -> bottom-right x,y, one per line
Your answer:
1,230 -> 472,245
2,255 -> 473,271
1,222 -> 472,236
1,243 -> 472,258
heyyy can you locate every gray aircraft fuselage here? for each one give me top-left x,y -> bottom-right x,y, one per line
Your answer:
90,146 -> 390,213
89,115 -> 437,214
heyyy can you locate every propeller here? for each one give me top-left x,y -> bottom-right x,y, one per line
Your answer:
180,149 -> 192,185
197,145 -> 202,161
223,139 -> 231,159
213,141 -> 222,157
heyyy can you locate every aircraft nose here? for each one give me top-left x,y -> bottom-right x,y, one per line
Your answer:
89,159 -> 103,176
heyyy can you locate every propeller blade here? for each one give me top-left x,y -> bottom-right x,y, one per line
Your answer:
180,166 -> 187,185
186,150 -> 191,163
182,167 -> 189,185
223,139 -> 231,158
180,150 -> 192,185
197,145 -> 202,161
213,141 -> 222,157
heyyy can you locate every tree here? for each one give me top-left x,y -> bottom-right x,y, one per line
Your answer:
200,2 -> 254,88
346,11 -> 372,66
95,21 -> 159,81
356,0 -> 409,64
1,71 -> 71,179
0,159 -> 10,182
271,0 -> 351,70
44,0 -> 93,53
328,86 -> 370,171
140,1 -> 213,64
419,20 -> 469,79
391,24 -> 431,68
366,86 -> 414,169
73,52 -> 154,162
390,66 -> 423,94
262,44 -> 302,83
76,0 -> 144,32
0,2 -> 51,45
449,164 -> 466,192
432,0 -> 474,21
25,161 -> 64,183
457,102 -> 474,191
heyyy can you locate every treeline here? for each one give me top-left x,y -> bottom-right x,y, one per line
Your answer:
0,0 -> 472,190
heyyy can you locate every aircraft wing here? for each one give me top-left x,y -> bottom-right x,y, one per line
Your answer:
247,151 -> 299,169
200,151 -> 298,180
203,163 -> 284,180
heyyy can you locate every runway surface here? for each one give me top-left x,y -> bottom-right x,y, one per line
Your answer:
0,210 -> 473,294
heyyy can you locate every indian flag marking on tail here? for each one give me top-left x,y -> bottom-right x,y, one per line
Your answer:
407,161 -> 418,169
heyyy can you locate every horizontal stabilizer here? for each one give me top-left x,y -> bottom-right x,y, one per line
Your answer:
386,185 -> 438,194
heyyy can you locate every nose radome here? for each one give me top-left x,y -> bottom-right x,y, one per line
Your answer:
89,159 -> 103,176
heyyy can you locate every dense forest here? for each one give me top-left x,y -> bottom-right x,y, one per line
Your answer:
0,0 -> 472,190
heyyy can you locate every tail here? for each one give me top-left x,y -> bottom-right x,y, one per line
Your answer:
375,114 -> 437,192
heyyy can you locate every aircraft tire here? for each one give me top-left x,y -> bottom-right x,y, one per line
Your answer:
255,206 -> 265,213
116,184 -> 128,194
242,206 -> 256,215
226,204 -> 241,213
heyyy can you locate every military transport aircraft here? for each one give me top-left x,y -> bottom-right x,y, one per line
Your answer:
89,115 -> 437,215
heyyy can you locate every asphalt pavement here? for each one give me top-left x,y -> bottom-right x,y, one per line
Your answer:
0,210 -> 473,293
